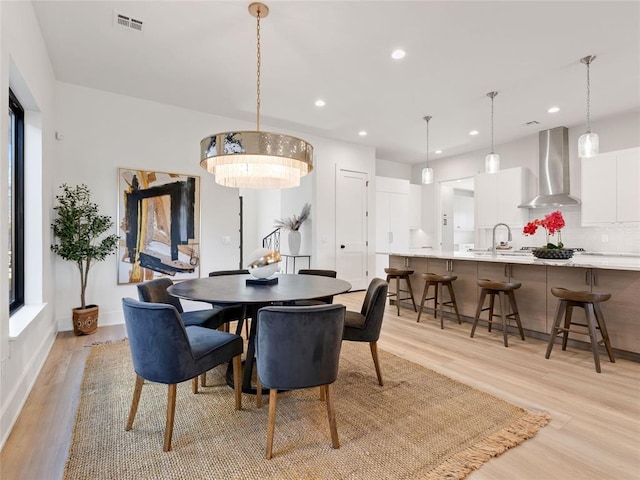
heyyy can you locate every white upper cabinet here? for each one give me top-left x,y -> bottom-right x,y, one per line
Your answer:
409,184 -> 422,229
421,183 -> 436,234
582,147 -> 640,225
475,167 -> 531,228
375,177 -> 410,253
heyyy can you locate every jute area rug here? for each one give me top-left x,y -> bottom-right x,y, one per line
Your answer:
64,340 -> 549,479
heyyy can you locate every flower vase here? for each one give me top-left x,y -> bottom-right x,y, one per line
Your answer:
532,248 -> 574,260
288,230 -> 301,255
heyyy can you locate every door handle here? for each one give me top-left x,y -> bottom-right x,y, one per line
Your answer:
340,244 -> 346,249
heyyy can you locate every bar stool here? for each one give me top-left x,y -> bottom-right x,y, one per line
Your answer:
470,279 -> 525,347
416,273 -> 462,329
546,287 -> 615,373
384,268 -> 417,316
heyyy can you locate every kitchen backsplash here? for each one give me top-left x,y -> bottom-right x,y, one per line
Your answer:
477,207 -> 640,254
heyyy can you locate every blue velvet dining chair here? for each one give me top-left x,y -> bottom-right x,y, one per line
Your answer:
137,277 -> 227,330
292,269 -> 338,306
342,278 -> 389,386
121,298 -> 243,452
255,304 -> 346,459
208,270 -> 250,337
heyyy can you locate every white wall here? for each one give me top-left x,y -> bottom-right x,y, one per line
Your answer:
0,1 -> 57,449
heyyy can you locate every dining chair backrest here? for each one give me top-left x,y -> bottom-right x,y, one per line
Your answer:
297,269 -> 338,304
122,298 -> 193,384
358,277 -> 389,342
256,304 -> 346,390
137,278 -> 183,313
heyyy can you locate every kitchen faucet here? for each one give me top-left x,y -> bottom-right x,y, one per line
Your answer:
492,223 -> 512,256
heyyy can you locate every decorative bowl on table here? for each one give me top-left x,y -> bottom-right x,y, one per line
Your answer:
247,248 -> 281,278
532,248 -> 574,260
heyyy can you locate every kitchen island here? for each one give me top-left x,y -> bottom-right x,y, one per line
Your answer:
387,250 -> 640,357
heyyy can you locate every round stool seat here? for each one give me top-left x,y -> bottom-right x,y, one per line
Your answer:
477,279 -> 521,291
385,268 -> 414,276
422,272 -> 457,283
550,287 -> 611,303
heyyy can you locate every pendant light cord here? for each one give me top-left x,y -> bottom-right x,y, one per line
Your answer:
585,59 -> 591,132
490,95 -> 495,153
423,115 -> 432,166
256,8 -> 262,131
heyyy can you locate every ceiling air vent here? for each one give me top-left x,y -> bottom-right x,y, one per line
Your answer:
524,120 -> 540,126
113,11 -> 144,33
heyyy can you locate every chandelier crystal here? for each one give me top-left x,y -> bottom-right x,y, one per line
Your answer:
421,116 -> 434,185
200,3 -> 313,189
578,55 -> 599,158
485,91 -> 500,174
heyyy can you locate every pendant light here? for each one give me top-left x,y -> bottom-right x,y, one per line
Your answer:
421,116 -> 434,184
578,55 -> 599,158
485,91 -> 500,173
200,3 -> 313,189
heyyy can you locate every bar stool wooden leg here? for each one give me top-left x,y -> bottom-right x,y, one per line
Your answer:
546,299 -> 567,359
507,291 -> 525,340
405,275 -> 418,312
471,289 -> 488,338
417,282 -> 431,323
562,304 -> 574,351
395,276 -> 401,316
438,282 -> 445,329
447,282 -> 462,324
487,293 -> 495,332
498,291 -> 509,347
593,303 -> 615,363
584,303 -> 602,373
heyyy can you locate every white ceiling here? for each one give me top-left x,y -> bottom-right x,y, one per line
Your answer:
32,1 -> 640,164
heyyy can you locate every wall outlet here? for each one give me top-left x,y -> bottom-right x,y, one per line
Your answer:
601,234 -> 608,243
221,235 -> 230,245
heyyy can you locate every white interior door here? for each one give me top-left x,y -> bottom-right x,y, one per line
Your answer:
336,169 -> 368,290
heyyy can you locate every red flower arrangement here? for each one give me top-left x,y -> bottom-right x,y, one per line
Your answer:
523,210 -> 566,249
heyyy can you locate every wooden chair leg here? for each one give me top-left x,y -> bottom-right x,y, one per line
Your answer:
126,375 -> 144,431
200,372 -> 207,388
585,304 -> 602,373
447,282 -> 462,324
163,384 -> 177,452
593,303 -> 615,363
488,293 -> 495,332
370,341 -> 383,386
405,275 -> 417,312
471,289 -> 487,338
438,282 -> 444,329
417,282 -> 431,323
192,377 -> 198,394
499,292 -> 509,347
256,374 -> 263,408
508,291 -> 525,340
546,299 -> 566,359
266,389 -> 278,459
325,384 -> 340,449
233,355 -> 242,410
319,386 -> 326,402
562,305 -> 574,351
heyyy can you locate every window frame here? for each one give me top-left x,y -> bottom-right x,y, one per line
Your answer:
9,88 -> 25,314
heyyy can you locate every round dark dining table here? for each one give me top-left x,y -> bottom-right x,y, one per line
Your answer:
168,273 -> 352,393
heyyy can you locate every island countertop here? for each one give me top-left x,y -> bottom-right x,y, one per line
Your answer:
386,249 -> 640,272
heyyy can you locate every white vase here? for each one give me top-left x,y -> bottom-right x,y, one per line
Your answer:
288,230 -> 301,255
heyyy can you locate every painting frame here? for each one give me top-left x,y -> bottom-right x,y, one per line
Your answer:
117,167 -> 201,285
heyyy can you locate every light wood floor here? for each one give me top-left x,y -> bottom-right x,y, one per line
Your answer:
1,291 -> 639,479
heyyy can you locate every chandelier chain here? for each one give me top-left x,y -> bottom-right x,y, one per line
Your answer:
256,8 -> 262,131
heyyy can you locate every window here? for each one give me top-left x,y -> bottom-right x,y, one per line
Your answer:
9,88 -> 24,314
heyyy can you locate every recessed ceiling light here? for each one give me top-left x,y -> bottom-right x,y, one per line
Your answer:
391,49 -> 406,60
358,130 -> 368,137
435,150 -> 443,154
314,99 -> 326,107
469,130 -> 479,136
548,106 -> 560,113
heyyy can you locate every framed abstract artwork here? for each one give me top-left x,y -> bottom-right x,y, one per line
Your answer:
117,168 -> 200,285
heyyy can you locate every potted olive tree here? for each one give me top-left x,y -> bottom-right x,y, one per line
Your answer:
51,184 -> 119,335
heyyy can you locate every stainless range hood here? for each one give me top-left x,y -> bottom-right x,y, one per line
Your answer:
519,126 -> 581,208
